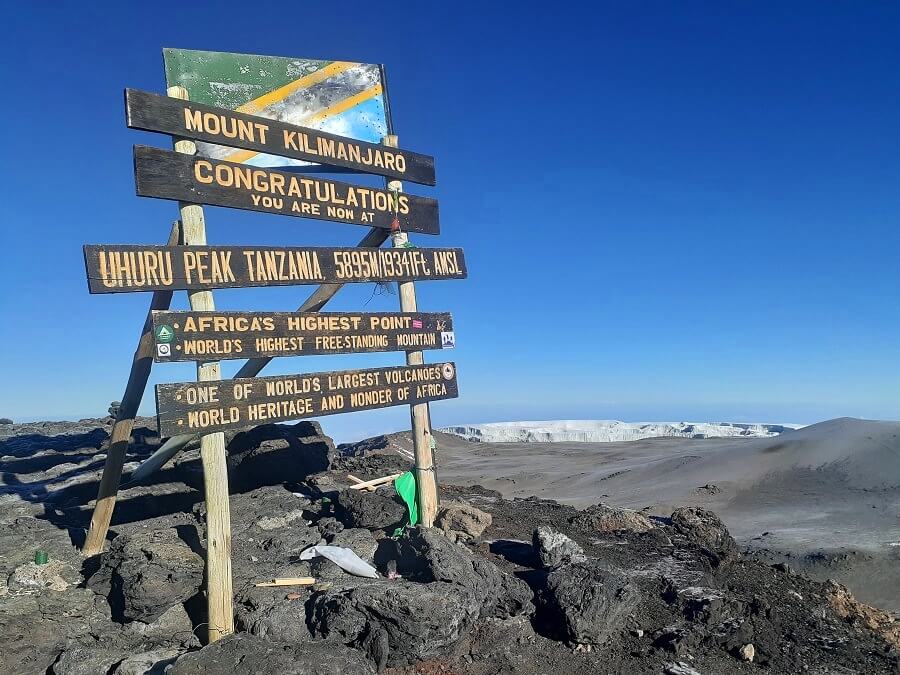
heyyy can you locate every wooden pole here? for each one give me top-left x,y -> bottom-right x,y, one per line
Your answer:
168,85 -> 233,643
82,221 -> 181,556
384,134 -> 439,527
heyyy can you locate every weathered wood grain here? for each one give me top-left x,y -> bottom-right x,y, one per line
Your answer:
155,362 -> 459,436
150,310 -> 455,362
125,89 -> 436,185
133,146 -> 439,233
83,244 -> 467,293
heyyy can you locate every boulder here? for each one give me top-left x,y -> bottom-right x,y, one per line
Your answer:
397,527 -> 533,619
168,633 -> 375,675
0,587 -> 114,675
533,526 -> 586,569
333,488 -> 407,531
234,563 -> 317,643
112,648 -> 183,675
538,561 -> 638,644
226,422 -> 335,492
434,501 -> 492,542
123,603 -> 200,647
52,646 -> 127,675
670,507 -> 739,565
307,579 -> 479,667
88,529 -> 204,622
570,503 -> 654,533
195,485 -> 320,587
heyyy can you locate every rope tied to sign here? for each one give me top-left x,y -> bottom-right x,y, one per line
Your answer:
389,187 -> 402,234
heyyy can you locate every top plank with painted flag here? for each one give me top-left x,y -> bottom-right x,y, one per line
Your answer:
163,49 -> 396,175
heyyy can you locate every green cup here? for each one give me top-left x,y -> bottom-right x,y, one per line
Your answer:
34,550 -> 49,565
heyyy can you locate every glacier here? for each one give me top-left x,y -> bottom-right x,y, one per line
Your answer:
439,420 -> 802,443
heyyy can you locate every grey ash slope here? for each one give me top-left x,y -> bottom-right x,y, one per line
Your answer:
408,418 -> 900,612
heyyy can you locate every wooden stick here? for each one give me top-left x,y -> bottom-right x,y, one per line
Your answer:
168,85 -> 234,643
255,577 -> 316,587
346,474 -> 374,491
128,225 -> 390,483
385,134 -> 439,527
348,473 -> 402,491
81,221 -> 181,556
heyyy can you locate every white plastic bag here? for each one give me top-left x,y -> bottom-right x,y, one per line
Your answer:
299,545 -> 379,578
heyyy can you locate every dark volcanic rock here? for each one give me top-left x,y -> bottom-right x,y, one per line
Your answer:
0,588 -> 114,675
51,645 -> 128,675
333,488 -> 407,530
533,525 -> 587,569
168,633 -> 375,675
234,577 -> 315,643
226,422 -> 335,492
307,579 -> 479,667
195,484 -> 319,587
434,500 -> 492,542
538,561 -> 638,645
88,528 -> 204,622
670,507 -> 740,565
570,503 -> 654,533
397,527 -> 533,619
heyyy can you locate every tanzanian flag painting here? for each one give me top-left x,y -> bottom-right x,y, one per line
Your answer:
163,48 -> 391,172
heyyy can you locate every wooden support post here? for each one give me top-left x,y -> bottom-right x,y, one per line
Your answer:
384,134 -> 439,527
168,85 -> 233,643
82,222 -> 181,556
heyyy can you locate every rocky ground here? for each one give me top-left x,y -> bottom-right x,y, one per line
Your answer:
1,418 -> 899,674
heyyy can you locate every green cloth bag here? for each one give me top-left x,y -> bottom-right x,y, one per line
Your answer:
394,470 -> 419,529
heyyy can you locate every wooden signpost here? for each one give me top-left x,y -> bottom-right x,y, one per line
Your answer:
82,51 -> 464,646
125,89 -> 437,185
156,362 -> 458,436
133,146 -> 440,233
150,311 -> 455,361
83,244 -> 466,292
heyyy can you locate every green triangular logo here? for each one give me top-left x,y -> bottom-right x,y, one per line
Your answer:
155,325 -> 174,343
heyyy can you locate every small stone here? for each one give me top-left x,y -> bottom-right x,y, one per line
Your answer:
664,662 -> 702,675
738,643 -> 755,662
533,526 -> 586,569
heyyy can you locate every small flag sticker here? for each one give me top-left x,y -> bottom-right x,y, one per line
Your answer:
412,319 -> 423,329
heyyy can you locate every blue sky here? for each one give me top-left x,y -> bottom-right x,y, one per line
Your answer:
2,2 -> 899,441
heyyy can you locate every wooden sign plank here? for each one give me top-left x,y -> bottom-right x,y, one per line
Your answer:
156,362 -> 459,436
125,89 -> 436,186
133,146 -> 439,234
83,245 -> 466,293
150,311 -> 455,362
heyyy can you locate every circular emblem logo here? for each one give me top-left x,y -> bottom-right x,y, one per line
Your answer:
154,324 -> 175,343
441,363 -> 455,380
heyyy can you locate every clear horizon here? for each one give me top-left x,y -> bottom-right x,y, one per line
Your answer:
3,2 -> 900,438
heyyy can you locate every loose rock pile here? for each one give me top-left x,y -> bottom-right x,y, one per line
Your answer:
0,419 -> 898,674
